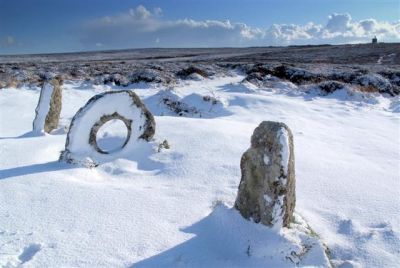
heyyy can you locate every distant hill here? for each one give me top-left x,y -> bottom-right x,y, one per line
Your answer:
0,43 -> 399,65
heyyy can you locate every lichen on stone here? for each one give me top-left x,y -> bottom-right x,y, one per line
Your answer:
235,121 -> 295,228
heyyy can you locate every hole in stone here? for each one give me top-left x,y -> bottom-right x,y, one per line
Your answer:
96,119 -> 129,153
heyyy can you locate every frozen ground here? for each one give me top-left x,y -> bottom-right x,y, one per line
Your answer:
0,74 -> 399,267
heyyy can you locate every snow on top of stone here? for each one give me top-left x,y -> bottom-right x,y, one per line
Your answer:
271,195 -> 285,231
32,83 -> 54,133
278,128 -> 290,178
263,154 -> 270,165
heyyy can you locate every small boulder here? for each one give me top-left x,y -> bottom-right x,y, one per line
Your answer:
235,121 -> 295,228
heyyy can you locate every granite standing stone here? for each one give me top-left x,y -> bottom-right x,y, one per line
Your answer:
32,76 -> 63,133
235,121 -> 295,228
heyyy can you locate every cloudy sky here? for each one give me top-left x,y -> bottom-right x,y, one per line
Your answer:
0,0 -> 399,55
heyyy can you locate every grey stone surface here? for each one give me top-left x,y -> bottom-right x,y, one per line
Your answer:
235,121 -> 295,228
88,112 -> 132,154
44,76 -> 63,133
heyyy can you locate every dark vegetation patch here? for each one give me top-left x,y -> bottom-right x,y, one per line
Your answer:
176,66 -> 209,78
244,64 -> 399,96
161,95 -> 199,116
317,81 -> 346,95
1,44 -> 399,95
202,95 -> 219,105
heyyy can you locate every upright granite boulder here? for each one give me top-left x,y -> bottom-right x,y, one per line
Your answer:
32,76 -> 63,133
235,121 -> 295,228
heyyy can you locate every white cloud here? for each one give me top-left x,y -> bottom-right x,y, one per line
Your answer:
129,5 -> 151,19
326,13 -> 353,33
80,6 -> 400,49
153,7 -> 162,17
1,36 -> 16,48
320,13 -> 400,43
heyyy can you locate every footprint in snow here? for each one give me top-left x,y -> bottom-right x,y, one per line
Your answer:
337,219 -> 355,235
338,219 -> 396,240
334,259 -> 362,268
18,243 -> 42,264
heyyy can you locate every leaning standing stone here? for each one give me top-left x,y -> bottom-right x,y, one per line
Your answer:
32,76 -> 63,133
235,121 -> 295,229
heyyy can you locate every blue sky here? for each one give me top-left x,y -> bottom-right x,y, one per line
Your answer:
0,0 -> 399,54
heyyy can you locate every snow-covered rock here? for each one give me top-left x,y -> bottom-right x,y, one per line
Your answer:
144,89 -> 229,118
355,73 -> 394,95
60,90 -> 155,167
32,77 -> 63,133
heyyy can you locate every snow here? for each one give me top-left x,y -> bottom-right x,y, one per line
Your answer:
263,194 -> 272,205
377,53 -> 397,65
1,74 -> 399,267
278,128 -> 290,177
271,195 -> 285,231
96,119 -> 129,153
263,154 -> 270,165
356,73 -> 392,93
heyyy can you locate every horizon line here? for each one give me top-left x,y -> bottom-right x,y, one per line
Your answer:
2,41 -> 398,58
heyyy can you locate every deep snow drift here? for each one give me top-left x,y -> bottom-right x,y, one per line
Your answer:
0,74 -> 399,267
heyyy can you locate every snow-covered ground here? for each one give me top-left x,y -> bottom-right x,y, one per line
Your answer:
0,74 -> 399,267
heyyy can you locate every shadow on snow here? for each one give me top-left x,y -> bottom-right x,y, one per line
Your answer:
0,161 -> 75,180
130,204 -> 292,268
